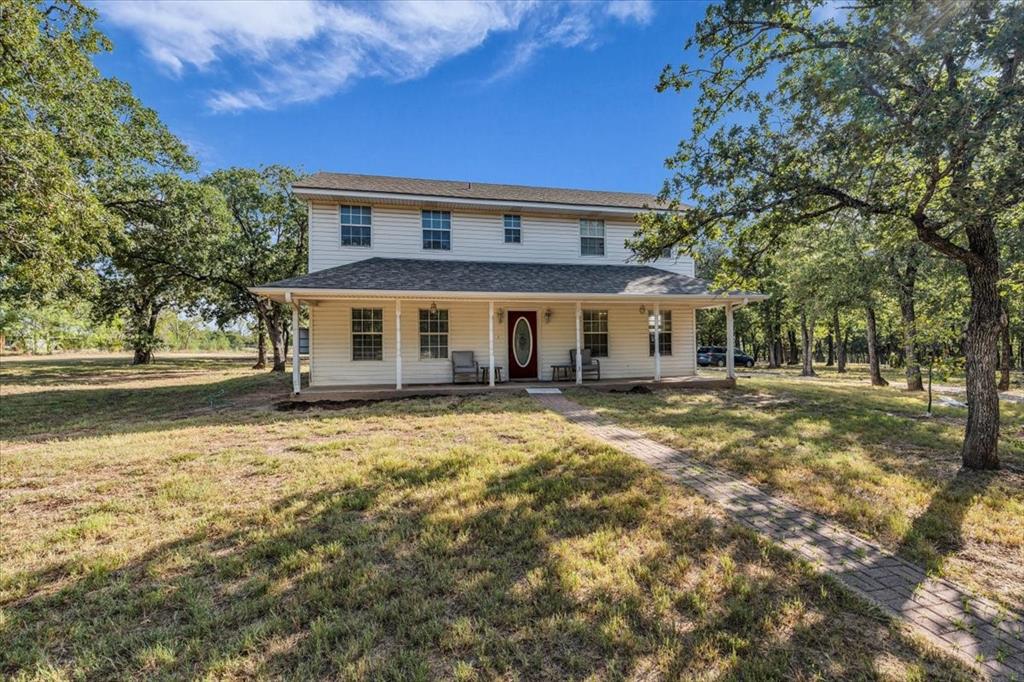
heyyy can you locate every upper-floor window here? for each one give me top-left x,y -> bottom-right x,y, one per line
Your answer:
340,205 -> 372,247
503,215 -> 521,244
422,210 -> 451,250
580,219 -> 605,256
582,309 -> 609,357
649,311 -> 672,356
351,308 -> 383,361
419,308 -> 449,359
661,245 -> 673,259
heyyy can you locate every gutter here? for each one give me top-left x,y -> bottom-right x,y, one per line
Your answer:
290,186 -> 681,216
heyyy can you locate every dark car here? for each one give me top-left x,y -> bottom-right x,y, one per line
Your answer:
697,346 -> 755,368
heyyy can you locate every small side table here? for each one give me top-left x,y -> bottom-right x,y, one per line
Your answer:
479,366 -> 503,383
551,363 -> 574,381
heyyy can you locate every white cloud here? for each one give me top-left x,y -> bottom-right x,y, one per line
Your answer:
98,0 -> 653,112
605,0 -> 654,25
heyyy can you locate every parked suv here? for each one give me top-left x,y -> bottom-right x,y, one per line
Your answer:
697,346 -> 755,368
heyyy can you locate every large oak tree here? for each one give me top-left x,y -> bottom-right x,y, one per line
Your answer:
634,0 -> 1023,469
1,1 -> 192,303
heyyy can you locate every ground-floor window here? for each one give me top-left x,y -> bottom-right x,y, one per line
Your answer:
351,308 -> 383,360
583,310 -> 609,357
419,308 -> 449,359
649,310 -> 672,356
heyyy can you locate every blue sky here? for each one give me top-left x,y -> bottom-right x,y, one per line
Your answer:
94,1 -> 711,195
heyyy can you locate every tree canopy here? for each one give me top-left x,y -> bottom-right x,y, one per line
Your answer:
0,0 -> 192,303
636,0 -> 1023,469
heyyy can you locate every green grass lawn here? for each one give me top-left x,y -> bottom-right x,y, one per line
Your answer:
568,376 -> 1024,614
0,355 -> 973,680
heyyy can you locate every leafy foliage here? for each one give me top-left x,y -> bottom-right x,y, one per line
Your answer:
637,0 -> 1023,467
0,1 -> 193,303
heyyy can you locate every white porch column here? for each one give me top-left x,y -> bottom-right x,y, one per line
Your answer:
488,301 -> 495,387
725,302 -> 736,380
395,300 -> 402,390
653,303 -> 662,381
291,300 -> 301,394
575,302 -> 583,385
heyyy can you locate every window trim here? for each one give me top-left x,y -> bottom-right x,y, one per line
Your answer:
503,214 -> 522,245
418,308 -> 449,360
421,209 -> 452,251
649,310 -> 672,356
351,308 -> 383,361
582,309 -> 609,358
339,205 -> 372,248
579,219 -> 606,257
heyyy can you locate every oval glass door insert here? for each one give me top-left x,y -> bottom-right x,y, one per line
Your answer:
513,317 -> 533,368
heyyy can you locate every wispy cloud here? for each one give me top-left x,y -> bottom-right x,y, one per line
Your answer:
99,0 -> 653,112
606,0 -> 654,24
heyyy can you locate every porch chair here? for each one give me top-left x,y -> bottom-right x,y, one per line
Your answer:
451,350 -> 479,384
569,348 -> 601,381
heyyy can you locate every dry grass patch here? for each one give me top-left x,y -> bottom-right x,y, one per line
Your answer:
0,356 -> 974,679
569,377 -> 1024,613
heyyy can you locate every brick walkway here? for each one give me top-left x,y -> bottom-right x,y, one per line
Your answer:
534,393 -> 1024,680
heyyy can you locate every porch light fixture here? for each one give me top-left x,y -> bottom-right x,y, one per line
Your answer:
429,301 -> 438,314
544,308 -> 553,323
639,305 -> 647,314
496,308 -> 505,322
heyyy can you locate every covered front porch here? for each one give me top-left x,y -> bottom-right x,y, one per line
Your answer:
250,257 -> 766,395
280,294 -> 751,395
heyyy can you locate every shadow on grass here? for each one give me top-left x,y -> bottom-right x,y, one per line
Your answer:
0,440 -> 963,679
899,467 -> 1000,576
566,384 -> 1024,611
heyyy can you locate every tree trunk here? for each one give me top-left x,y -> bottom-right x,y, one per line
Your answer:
826,331 -> 835,366
865,307 -> 888,386
837,328 -> 849,373
253,318 -> 267,369
131,309 -> 160,365
787,329 -> 799,364
800,312 -> 816,377
267,306 -> 287,372
998,300 -> 1011,391
895,251 -> 924,391
832,311 -> 847,373
254,300 -> 287,372
960,249 -> 1001,469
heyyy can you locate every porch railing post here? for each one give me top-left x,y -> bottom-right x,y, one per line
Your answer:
653,302 -> 661,381
395,300 -> 402,390
726,301 -> 735,380
575,302 -> 583,385
488,301 -> 495,387
291,299 -> 301,394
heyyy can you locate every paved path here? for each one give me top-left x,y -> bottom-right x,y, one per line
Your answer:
534,392 -> 1024,680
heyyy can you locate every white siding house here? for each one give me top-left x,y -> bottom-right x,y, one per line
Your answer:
251,172 -> 765,392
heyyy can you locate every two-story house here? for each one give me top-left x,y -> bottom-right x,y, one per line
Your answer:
251,172 -> 764,393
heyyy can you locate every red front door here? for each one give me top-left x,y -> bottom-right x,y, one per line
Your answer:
507,311 -> 538,379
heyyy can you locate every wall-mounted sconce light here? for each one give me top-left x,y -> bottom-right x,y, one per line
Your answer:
544,308 -> 553,323
429,301 -> 438,314
639,305 -> 647,314
496,308 -> 505,323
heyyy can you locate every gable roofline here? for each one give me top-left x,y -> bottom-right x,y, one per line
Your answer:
291,171 -> 682,214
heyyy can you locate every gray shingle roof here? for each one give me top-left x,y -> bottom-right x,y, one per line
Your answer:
258,258 -> 762,299
293,172 -> 670,210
